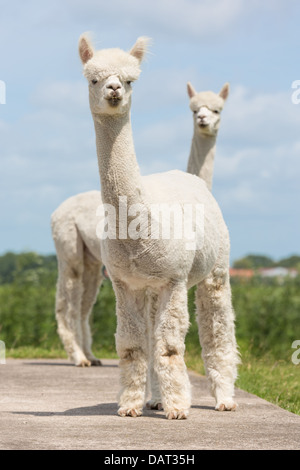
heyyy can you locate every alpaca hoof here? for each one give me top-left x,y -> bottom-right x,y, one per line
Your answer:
146,400 -> 163,410
90,358 -> 102,366
215,401 -> 237,411
166,409 -> 188,420
76,359 -> 91,367
118,407 -> 142,418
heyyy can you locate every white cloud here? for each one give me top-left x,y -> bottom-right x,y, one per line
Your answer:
133,66 -> 197,113
32,80 -> 88,112
0,79 -> 100,251
67,0 -> 244,40
220,85 -> 300,146
199,83 -> 300,231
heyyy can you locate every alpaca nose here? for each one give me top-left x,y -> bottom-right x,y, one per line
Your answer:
106,81 -> 121,91
198,108 -> 208,120
198,115 -> 207,123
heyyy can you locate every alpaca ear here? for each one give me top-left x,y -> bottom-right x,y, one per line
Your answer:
79,33 -> 94,64
129,36 -> 151,63
187,82 -> 197,99
219,82 -> 230,101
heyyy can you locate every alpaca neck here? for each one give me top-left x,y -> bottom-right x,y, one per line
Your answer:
187,129 -> 217,191
93,112 -> 143,207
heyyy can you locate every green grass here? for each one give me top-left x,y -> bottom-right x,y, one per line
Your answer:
185,345 -> 300,416
236,349 -> 300,415
7,346 -> 67,359
6,346 -> 118,360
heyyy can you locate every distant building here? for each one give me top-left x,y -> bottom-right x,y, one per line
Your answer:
229,267 -> 298,280
259,267 -> 298,278
229,268 -> 254,279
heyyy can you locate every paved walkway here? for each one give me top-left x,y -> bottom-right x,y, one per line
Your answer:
0,359 -> 299,450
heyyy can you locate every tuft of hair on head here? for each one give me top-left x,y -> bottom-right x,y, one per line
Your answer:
219,82 -> 230,101
187,81 -> 197,99
78,32 -> 95,64
129,36 -> 152,63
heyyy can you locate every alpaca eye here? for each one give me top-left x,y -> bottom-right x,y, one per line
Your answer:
91,79 -> 98,85
126,81 -> 132,86
213,110 -> 220,114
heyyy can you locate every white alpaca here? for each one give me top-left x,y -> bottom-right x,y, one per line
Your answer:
51,86 -> 227,368
187,81 -> 229,191
76,33 -> 239,419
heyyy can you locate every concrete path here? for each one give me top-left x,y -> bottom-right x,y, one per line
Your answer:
0,358 -> 299,450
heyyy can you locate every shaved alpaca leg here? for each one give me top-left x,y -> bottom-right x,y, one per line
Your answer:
115,283 -> 148,417
196,269 -> 240,410
154,282 -> 191,420
81,254 -> 104,366
55,262 -> 91,367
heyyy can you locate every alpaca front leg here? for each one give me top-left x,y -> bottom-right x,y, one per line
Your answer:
196,271 -> 240,411
155,282 -> 191,419
114,285 -> 148,417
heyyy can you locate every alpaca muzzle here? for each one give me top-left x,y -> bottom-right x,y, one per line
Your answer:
198,119 -> 209,128
106,88 -> 123,106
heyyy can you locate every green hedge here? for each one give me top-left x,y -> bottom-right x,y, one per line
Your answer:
1,252 -> 299,360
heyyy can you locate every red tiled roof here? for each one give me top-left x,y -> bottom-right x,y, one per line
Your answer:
229,268 -> 254,278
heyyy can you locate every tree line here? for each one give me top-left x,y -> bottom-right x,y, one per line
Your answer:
232,254 -> 300,270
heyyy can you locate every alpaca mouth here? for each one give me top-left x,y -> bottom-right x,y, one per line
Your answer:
107,96 -> 122,107
197,118 -> 209,128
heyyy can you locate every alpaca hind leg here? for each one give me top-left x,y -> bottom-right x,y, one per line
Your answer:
155,282 -> 191,420
81,255 -> 104,365
114,283 -> 148,417
196,269 -> 240,411
55,263 -> 90,367
145,292 -> 162,410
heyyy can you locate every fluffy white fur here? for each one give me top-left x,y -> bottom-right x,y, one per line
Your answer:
187,81 -> 229,191
51,80 -> 228,369
72,34 -> 240,420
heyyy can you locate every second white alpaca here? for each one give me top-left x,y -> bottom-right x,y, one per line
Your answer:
187,81 -> 229,190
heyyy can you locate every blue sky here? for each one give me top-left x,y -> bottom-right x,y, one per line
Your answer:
1,0 -> 300,263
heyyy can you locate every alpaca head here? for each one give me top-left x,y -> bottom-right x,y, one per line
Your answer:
79,34 -> 150,116
187,82 -> 229,137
